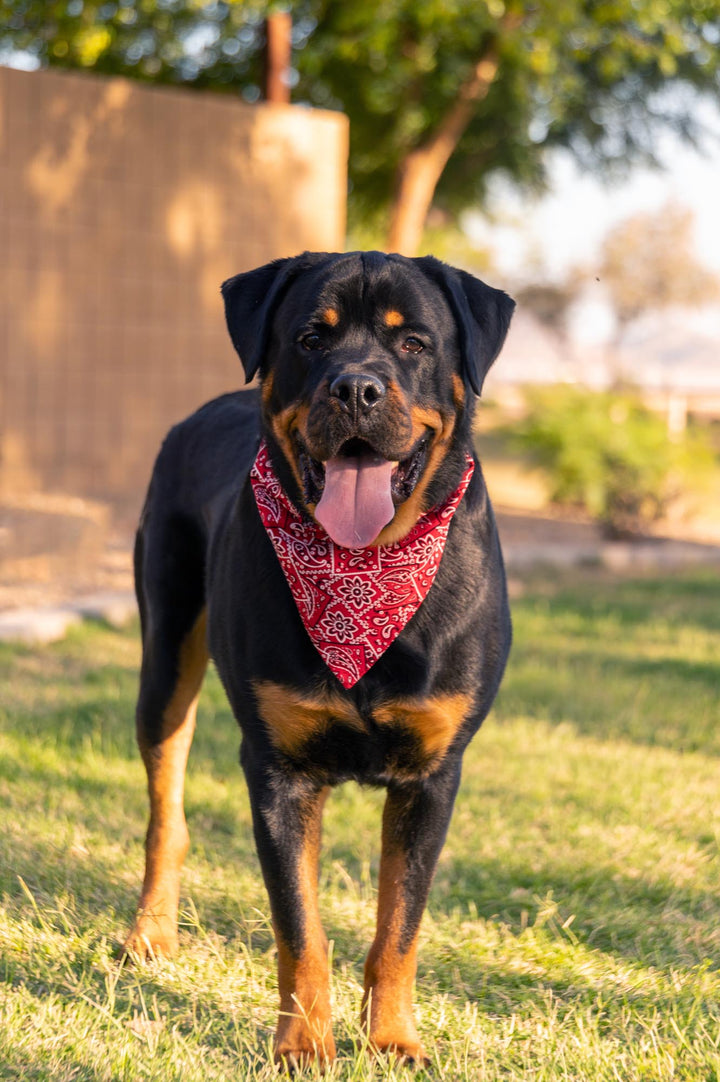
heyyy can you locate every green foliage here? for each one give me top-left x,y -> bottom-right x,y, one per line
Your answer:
2,0 -> 720,231
0,0 -> 269,89
513,387 -> 716,537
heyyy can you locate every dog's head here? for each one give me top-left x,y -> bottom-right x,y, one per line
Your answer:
222,251 -> 514,548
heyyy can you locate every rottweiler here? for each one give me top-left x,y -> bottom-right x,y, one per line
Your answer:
123,250 -> 515,1067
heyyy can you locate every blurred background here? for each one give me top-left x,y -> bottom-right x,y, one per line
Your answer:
1,0 -> 720,614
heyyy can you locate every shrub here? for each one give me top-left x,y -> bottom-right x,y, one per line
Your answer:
512,387 -> 715,538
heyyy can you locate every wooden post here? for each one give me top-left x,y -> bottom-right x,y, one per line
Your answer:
265,12 -> 292,104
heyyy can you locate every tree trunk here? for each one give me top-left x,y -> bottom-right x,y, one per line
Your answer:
264,12 -> 292,104
386,53 -> 500,256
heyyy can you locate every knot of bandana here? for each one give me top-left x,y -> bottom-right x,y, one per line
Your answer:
251,441 -> 475,688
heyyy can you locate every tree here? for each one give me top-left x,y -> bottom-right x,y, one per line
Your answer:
596,203 -> 719,412
3,0 -> 720,254
599,202 -> 719,335
515,282 -> 582,342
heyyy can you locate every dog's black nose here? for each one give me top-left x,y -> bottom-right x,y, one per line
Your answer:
329,372 -> 386,417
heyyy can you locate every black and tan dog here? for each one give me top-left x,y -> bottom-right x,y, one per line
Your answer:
123,250 -> 514,1066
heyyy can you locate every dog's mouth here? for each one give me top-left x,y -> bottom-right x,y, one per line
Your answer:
295,434 -> 431,548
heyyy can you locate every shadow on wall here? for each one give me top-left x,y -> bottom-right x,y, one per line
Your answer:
0,65 -> 348,519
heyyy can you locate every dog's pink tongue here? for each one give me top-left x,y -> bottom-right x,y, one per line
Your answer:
315,455 -> 395,548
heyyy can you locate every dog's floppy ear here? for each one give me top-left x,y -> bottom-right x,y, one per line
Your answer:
414,256 -> 515,396
221,252 -> 330,382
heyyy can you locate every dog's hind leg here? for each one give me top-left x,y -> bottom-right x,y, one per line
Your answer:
123,511 -> 208,960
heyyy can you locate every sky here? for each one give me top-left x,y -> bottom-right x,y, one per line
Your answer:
466,99 -> 720,287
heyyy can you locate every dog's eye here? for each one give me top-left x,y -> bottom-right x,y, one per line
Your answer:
300,333 -> 323,351
401,336 -> 424,354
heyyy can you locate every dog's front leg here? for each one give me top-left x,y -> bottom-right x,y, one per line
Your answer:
363,761 -> 461,1065
243,757 -> 335,1068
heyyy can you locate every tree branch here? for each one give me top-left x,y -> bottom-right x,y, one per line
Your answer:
387,47 -> 500,254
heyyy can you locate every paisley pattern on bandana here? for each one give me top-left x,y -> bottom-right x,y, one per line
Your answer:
251,441 -> 475,688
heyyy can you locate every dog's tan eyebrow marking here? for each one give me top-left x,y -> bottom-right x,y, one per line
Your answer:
383,309 -> 404,327
321,307 -> 339,326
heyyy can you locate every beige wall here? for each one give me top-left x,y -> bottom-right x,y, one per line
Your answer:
0,65 -> 348,515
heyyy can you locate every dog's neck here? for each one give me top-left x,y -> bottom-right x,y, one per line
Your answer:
250,439 -> 475,687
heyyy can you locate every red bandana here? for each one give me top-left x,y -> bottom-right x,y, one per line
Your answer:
251,441 -> 474,688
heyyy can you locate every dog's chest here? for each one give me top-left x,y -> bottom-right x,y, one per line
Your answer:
251,679 -> 472,781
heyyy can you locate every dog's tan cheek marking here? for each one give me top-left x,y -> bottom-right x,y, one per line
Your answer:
274,787 -> 336,1065
293,403 -> 310,443
269,402 -> 309,499
373,693 -> 472,765
384,379 -> 412,420
383,309 -> 405,328
124,609 -> 208,959
252,681 -> 364,756
452,373 -> 465,410
375,379 -> 414,450
261,370 -> 275,410
373,404 -> 456,547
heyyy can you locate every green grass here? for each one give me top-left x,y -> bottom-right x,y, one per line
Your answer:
1,568 -> 719,1080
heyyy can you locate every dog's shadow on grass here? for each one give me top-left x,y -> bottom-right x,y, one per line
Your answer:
2,821 -> 717,1079
322,836 -> 720,979
2,699 -> 717,1065
501,639 -> 720,755
3,758 -> 717,982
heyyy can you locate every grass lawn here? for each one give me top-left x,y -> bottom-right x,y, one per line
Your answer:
1,567 -> 719,1080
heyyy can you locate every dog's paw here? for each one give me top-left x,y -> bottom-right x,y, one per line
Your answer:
120,913 -> 179,962
274,1016 -> 336,1072
372,1044 -> 430,1070
368,1028 -> 429,1069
